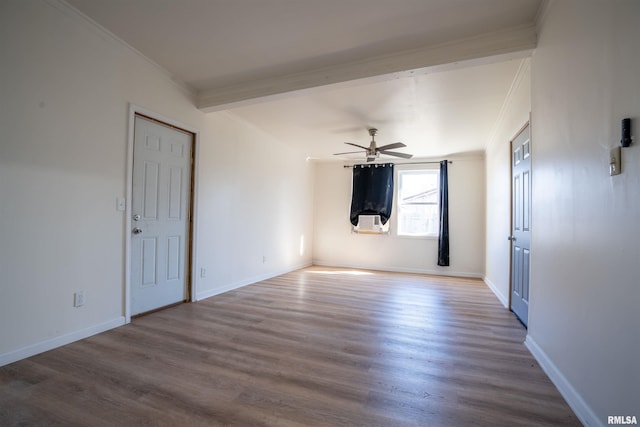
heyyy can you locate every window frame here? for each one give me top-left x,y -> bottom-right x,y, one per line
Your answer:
394,167 -> 440,238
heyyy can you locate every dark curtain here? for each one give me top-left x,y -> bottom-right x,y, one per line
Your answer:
350,163 -> 394,226
437,160 -> 450,266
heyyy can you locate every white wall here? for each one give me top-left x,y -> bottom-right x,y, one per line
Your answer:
195,113 -> 314,299
313,157 -> 485,277
528,1 -> 640,424
484,59 -> 531,306
0,0 -> 313,364
4,2 -> 637,423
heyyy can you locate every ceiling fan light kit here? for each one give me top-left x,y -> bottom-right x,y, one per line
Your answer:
334,128 -> 413,162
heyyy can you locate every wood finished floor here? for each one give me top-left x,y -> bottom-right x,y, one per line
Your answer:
0,267 -> 580,426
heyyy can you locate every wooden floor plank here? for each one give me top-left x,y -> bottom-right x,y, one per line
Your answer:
0,267 -> 580,426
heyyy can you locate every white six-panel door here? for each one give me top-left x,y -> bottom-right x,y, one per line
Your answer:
131,115 -> 192,315
510,123 -> 531,326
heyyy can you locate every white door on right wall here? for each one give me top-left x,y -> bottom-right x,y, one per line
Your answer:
510,123 -> 531,327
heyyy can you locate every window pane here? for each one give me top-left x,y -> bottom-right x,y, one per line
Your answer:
399,172 -> 438,204
397,170 -> 439,236
398,205 -> 439,235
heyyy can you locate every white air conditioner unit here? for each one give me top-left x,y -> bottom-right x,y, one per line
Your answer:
356,214 -> 383,233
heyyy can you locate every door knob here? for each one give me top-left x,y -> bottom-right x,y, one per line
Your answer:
507,235 -> 516,241
132,227 -> 143,235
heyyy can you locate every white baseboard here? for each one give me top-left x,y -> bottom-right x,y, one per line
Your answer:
525,335 -> 603,427
0,316 -> 125,367
483,276 -> 509,308
311,260 -> 483,279
195,262 -> 312,301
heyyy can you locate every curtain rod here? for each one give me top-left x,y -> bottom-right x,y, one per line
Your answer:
343,160 -> 452,168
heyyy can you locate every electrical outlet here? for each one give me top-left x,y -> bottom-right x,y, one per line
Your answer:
74,291 -> 85,307
200,268 -> 206,278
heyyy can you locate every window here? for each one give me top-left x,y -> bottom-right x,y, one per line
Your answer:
397,169 -> 439,236
349,163 -> 394,233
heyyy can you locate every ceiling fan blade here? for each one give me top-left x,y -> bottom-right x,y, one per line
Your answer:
379,150 -> 413,159
333,150 -> 366,155
376,142 -> 406,151
344,142 -> 369,150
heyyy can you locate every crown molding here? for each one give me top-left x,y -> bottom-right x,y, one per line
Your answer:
45,0 -> 197,102
198,23 -> 537,112
486,57 -> 531,151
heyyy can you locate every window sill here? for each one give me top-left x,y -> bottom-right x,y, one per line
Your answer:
353,230 -> 390,235
395,234 -> 438,240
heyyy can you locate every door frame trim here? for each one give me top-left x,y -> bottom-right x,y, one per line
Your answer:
508,119 -> 530,316
125,104 -> 200,323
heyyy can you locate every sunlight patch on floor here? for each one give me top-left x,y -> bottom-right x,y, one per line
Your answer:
306,269 -> 373,276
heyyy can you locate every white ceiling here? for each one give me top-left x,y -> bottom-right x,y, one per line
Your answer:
67,0 -> 541,161
230,59 -> 526,159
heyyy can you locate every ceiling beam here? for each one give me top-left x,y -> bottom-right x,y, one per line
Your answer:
198,23 -> 536,112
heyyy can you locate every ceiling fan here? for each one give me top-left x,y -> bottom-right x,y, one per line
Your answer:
334,128 -> 413,162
